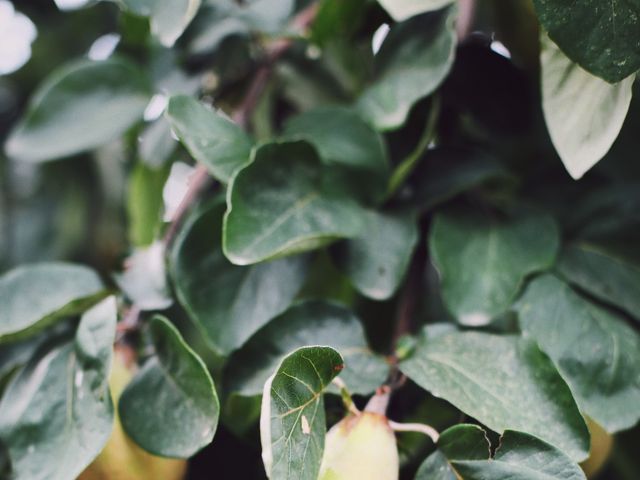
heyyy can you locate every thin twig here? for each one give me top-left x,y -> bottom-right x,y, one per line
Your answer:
388,420 -> 440,443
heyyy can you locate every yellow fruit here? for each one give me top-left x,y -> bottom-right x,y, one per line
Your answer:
319,412 -> 399,480
78,350 -> 187,480
580,418 -> 614,479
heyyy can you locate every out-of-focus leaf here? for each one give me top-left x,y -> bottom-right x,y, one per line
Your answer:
119,315 -> 219,458
517,274 -> 640,433
5,58 -> 151,163
127,162 -> 170,247
0,262 -> 104,343
260,346 -> 343,480
166,95 -> 253,183
170,198 -> 309,355
331,209 -> 418,300
540,35 -> 634,179
357,8 -> 456,130
223,141 -> 368,265
378,0 -> 455,21
0,297 -> 117,480
225,301 -> 388,397
401,329 -> 590,461
430,208 -> 559,326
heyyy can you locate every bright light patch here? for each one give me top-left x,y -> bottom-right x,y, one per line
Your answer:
144,94 -> 169,121
0,1 -> 37,75
490,40 -> 511,59
88,33 -> 120,61
372,23 -> 390,55
163,162 -> 196,221
54,0 -> 91,11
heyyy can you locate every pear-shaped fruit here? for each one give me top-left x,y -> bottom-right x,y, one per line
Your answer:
580,417 -> 614,479
319,412 -> 399,480
78,349 -> 187,480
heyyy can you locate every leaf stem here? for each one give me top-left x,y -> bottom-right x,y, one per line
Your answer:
332,378 -> 360,415
386,95 -> 441,199
388,421 -> 440,443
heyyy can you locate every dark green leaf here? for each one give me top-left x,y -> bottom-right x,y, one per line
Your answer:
0,297 -> 117,480
119,316 -> 219,458
414,451 -> 458,480
5,58 -> 151,163
166,95 -> 253,183
331,209 -> 418,300
223,141 -> 368,265
430,209 -> 559,326
400,329 -> 590,461
0,439 -> 10,479
517,274 -> 640,432
283,106 -> 389,204
540,35 -> 634,179
533,0 -> 640,82
260,346 -> 343,480
438,424 -> 490,461
357,9 -> 456,130
225,301 -> 388,397
452,430 -> 587,480
378,0 -> 455,21
170,198 -> 309,355
0,262 -> 104,343
118,0 -> 201,47
557,244 -> 640,323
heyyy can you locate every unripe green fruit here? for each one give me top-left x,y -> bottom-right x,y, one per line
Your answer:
78,350 -> 187,480
319,412 -> 399,480
580,418 -> 613,479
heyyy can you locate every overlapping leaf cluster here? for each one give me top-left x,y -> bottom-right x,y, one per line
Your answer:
1,0 -> 640,479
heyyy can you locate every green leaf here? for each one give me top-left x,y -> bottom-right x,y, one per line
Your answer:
451,430 -> 587,480
225,301 -> 388,397
118,315 -> 219,458
223,141 -> 368,265
0,439 -> 10,480
400,329 -> 590,461
331,209 -> 418,300
260,346 -> 343,480
517,274 -> 640,433
0,297 -> 117,480
557,244 -> 640,323
377,0 -> 455,21
0,262 -> 104,343
357,8 -> 456,130
114,242 -> 173,311
414,451 -> 457,480
118,0 -> 201,47
540,35 -> 634,179
430,209 -> 559,326
533,0 -> 640,83
5,58 -> 151,163
170,198 -> 309,355
438,424 -> 490,461
283,106 -> 390,204
127,162 -> 170,247
166,95 -> 253,183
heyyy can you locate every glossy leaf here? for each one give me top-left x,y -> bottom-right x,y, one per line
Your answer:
438,424 -> 490,461
414,451 -> 457,480
283,106 -> 389,203
357,8 -> 456,130
5,58 -> 151,163
119,0 -> 201,47
557,244 -> 640,323
400,329 -> 590,461
533,0 -> 640,82
260,346 -> 343,480
225,301 -> 388,397
540,36 -> 634,179
119,316 -> 219,458
517,274 -> 640,432
378,0 -> 455,21
223,141 -> 367,265
451,430 -> 587,480
170,198 -> 309,355
0,262 -> 104,342
430,209 -> 558,326
166,95 -> 253,183
331,208 -> 419,300
0,297 -> 117,480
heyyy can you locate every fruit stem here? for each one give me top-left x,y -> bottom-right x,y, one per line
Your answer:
364,386 -> 391,415
388,421 -> 439,444
332,378 -> 360,415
